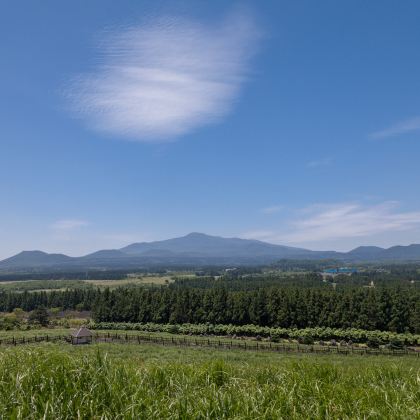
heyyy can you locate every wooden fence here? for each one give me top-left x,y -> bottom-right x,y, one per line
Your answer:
92,332 -> 420,357
0,332 -> 418,357
0,335 -> 69,346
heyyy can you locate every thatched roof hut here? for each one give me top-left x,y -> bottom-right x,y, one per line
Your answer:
71,326 -> 93,345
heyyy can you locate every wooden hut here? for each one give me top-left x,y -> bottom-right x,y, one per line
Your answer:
71,326 -> 93,345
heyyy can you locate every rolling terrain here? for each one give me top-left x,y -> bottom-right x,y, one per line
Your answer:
1,232 -> 420,272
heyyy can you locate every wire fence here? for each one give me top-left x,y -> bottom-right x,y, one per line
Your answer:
0,332 -> 418,357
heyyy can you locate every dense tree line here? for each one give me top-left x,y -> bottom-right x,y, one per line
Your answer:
0,289 -> 97,312
92,286 -> 419,333
0,284 -> 418,333
172,272 -> 420,291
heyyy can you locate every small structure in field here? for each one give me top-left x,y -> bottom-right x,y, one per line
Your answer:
71,326 -> 93,345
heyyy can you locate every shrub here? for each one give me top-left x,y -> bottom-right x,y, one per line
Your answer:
28,307 -> 49,327
367,337 -> 380,349
298,335 -> 314,345
389,338 -> 404,350
89,322 -> 420,346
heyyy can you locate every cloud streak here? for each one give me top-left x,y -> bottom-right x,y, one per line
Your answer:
68,12 -> 259,142
245,201 -> 420,244
370,116 -> 420,140
51,219 -> 89,231
260,205 -> 284,214
306,157 -> 333,168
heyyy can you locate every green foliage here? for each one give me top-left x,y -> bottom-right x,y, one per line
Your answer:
367,336 -> 381,348
28,307 -> 49,327
0,279 -> 91,292
0,346 -> 417,419
90,322 -> 420,346
0,273 -> 418,334
298,335 -> 315,345
389,337 -> 404,350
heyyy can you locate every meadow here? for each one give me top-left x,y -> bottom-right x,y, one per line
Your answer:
0,273 -> 178,292
0,341 -> 418,419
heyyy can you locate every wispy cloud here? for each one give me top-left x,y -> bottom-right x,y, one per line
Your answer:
370,116 -> 420,140
260,205 -> 284,214
245,201 -> 420,244
50,219 -> 89,231
306,157 -> 333,168
67,11 -> 259,142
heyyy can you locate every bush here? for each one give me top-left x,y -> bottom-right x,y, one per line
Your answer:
298,335 -> 314,345
89,322 -> 420,346
28,307 -> 49,327
389,338 -> 404,350
367,337 -> 380,348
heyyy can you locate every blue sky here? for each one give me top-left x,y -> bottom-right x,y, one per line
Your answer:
1,0 -> 420,258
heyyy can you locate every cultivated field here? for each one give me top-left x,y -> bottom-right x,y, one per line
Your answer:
0,273 -> 182,292
0,342 -> 418,419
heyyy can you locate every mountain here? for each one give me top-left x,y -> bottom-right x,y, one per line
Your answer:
0,233 -> 420,272
346,246 -> 385,260
0,251 -> 72,269
121,232 -> 312,258
80,249 -> 129,261
380,244 -> 420,260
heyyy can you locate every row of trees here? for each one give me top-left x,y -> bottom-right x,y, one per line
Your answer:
0,285 -> 418,333
92,287 -> 419,333
91,322 -> 419,346
172,272 -> 420,290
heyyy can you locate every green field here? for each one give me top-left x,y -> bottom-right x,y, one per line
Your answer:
0,341 -> 418,419
85,274 -> 174,288
0,274 -> 178,292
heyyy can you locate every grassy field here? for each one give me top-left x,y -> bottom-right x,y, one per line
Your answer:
85,275 -> 174,288
0,274 -> 179,292
0,342 -> 418,419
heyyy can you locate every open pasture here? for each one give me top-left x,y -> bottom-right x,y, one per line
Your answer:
0,273 -> 182,292
0,342 -> 418,419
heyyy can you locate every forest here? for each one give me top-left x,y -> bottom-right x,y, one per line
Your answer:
0,278 -> 418,333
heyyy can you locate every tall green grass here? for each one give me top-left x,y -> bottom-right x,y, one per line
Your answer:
0,344 -> 418,419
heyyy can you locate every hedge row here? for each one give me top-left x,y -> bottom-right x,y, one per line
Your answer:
89,322 -> 420,346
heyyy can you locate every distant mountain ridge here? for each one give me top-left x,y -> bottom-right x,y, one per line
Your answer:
0,233 -> 419,272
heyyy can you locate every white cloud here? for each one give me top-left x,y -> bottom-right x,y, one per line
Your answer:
50,219 -> 89,231
370,116 -> 420,140
244,201 -> 420,245
306,157 -> 333,168
260,205 -> 284,214
68,12 -> 259,142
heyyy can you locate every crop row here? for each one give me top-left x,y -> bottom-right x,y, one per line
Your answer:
90,322 -> 420,345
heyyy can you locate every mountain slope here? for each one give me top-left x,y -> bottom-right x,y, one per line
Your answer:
380,244 -> 420,260
346,246 -> 385,260
120,232 -> 312,258
0,251 -> 72,268
0,233 -> 420,271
